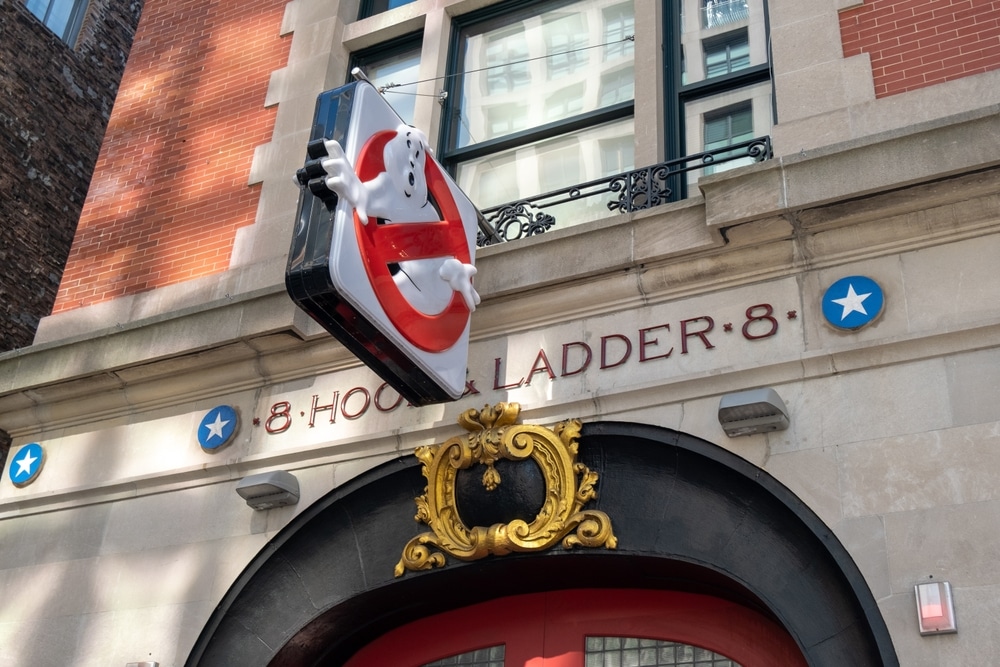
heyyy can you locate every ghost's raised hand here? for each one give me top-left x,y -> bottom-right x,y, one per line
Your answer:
439,258 -> 481,312
321,139 -> 370,224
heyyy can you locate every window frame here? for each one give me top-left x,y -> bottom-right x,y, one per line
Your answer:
703,29 -> 751,79
438,0 -> 636,169
665,0 -> 773,199
24,0 -> 89,45
348,32 -> 424,126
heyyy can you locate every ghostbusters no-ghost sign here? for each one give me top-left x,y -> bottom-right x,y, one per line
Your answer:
286,81 -> 481,405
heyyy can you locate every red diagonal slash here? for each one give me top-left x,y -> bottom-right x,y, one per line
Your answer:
353,130 -> 472,353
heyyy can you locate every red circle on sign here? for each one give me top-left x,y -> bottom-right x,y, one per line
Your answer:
353,131 -> 472,353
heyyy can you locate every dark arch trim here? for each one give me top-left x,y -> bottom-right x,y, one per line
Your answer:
186,421 -> 898,666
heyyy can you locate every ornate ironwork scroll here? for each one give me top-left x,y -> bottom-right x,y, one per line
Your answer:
476,135 -> 772,246
395,402 -> 616,577
476,201 -> 555,246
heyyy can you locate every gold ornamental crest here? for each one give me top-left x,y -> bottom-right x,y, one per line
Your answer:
395,402 -> 616,577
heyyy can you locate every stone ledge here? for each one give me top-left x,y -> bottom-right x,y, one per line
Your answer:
702,105 -> 1000,228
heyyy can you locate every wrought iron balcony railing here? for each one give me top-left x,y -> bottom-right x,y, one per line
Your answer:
702,0 -> 750,29
476,135 -> 771,247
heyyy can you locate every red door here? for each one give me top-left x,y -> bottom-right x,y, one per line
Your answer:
345,589 -> 807,667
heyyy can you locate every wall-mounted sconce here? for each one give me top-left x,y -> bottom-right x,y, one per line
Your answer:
718,388 -> 790,437
236,470 -> 300,510
126,662 -> 158,667
915,580 -> 957,635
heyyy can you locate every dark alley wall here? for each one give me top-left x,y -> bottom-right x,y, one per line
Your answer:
0,0 -> 143,350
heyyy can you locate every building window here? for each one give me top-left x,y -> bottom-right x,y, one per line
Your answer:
485,27 -> 532,95
442,0 -> 635,220
350,35 -> 422,126
704,30 -> 750,78
544,11 -> 589,79
704,102 -> 753,149
24,0 -> 88,45
586,636 -> 742,666
423,644 -> 505,667
599,66 -> 634,106
435,0 -> 769,226
602,2 -> 635,61
359,0 -> 417,19
675,0 -> 771,195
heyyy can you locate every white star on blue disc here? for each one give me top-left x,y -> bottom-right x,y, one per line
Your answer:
198,405 -> 238,451
822,276 -> 885,330
8,442 -> 44,487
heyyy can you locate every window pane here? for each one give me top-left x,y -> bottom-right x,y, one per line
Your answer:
683,80 -> 770,184
680,0 -> 766,86
585,636 -> 741,667
25,0 -> 50,20
25,0 -> 86,43
701,0 -> 748,29
354,42 -> 422,125
422,644 -> 505,666
704,30 -> 749,78
44,0 -> 74,36
453,0 -> 634,149
457,117 -> 634,226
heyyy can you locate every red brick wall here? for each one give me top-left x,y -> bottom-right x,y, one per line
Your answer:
840,0 -> 1000,98
53,0 -> 290,312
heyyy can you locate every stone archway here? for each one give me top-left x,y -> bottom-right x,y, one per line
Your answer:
185,421 -> 898,666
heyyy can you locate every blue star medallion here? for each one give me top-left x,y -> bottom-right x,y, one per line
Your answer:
822,276 -> 885,330
198,405 -> 239,451
8,442 -> 44,487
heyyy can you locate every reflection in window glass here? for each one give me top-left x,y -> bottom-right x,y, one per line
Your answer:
538,138 -> 582,193
703,102 -> 754,174
585,636 -> 742,667
599,67 -> 634,106
423,644 -> 505,666
704,30 -> 750,78
701,0 -> 749,30
603,2 -> 635,61
485,27 -> 531,96
546,83 -> 586,121
681,0 -> 766,87
457,117 -> 634,223
354,42 -> 421,126
453,0 -> 634,150
682,80 -> 771,189
704,102 -> 752,149
599,135 -> 634,177
545,11 -> 589,79
25,0 -> 88,44
488,104 -> 529,139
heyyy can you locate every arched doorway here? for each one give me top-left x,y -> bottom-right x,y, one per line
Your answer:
185,422 -> 898,666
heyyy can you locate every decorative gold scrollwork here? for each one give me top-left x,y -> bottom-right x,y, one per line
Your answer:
394,402 -> 616,577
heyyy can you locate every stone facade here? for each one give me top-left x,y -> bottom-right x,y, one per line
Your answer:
0,0 -> 142,351
2,0 -> 1000,664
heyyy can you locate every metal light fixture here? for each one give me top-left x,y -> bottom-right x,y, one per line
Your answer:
236,470 -> 300,510
718,388 -> 790,437
915,580 -> 957,635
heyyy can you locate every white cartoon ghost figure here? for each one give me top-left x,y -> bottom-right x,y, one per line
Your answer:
320,125 -> 480,316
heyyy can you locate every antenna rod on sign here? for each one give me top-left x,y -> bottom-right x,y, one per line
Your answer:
351,67 -> 372,83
